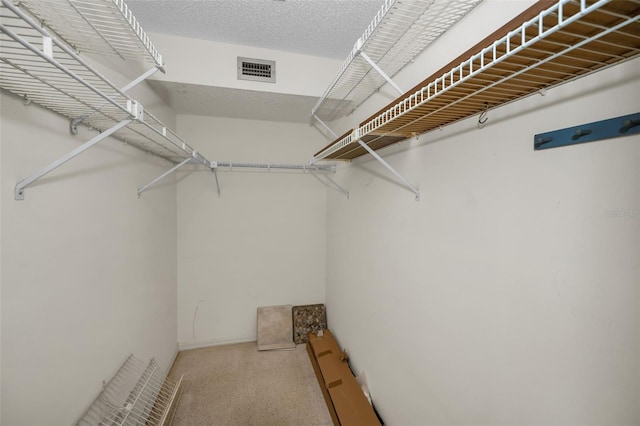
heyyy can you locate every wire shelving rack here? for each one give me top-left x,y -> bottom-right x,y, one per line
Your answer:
313,0 -> 640,163
76,354 -> 183,426
0,0 -> 335,199
311,0 -> 484,124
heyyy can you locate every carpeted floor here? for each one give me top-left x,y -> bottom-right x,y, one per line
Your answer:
168,342 -> 333,425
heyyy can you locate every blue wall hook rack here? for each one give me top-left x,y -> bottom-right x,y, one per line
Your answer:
534,112 -> 640,150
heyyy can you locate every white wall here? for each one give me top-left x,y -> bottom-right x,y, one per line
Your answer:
0,80 -> 179,423
324,1 -> 640,424
175,115 -> 328,349
149,32 -> 342,97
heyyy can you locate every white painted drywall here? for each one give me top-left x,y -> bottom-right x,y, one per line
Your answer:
149,32 -> 342,97
0,80 -> 179,423
324,2 -> 640,424
175,115 -> 328,349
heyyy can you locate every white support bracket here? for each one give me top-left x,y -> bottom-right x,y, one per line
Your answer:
312,114 -> 338,140
310,46 -> 404,141
42,36 -> 53,59
211,161 -> 221,196
312,167 -> 349,199
126,100 -> 143,121
15,119 -> 132,200
71,66 -> 159,134
358,51 -> 404,96
137,157 -> 192,197
356,139 -> 420,201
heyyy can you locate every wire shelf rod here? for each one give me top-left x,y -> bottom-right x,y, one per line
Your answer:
215,162 -> 335,172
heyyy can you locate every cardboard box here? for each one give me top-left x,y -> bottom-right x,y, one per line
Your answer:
328,377 -> 380,426
307,329 -> 381,426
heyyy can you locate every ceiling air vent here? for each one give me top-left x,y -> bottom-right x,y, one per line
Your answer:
237,57 -> 276,83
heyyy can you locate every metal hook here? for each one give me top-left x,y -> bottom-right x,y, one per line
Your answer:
572,129 -> 592,140
620,119 -> 640,133
478,102 -> 489,126
534,136 -> 554,149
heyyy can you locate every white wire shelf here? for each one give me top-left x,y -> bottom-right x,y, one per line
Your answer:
76,354 -> 182,426
313,0 -> 640,163
0,0 -> 208,166
17,0 -> 163,67
0,0 -> 339,199
312,0 -> 483,123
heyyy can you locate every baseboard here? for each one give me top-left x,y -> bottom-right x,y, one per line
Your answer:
168,342 -> 180,370
178,337 -> 256,351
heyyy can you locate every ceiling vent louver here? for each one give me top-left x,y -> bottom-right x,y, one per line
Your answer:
237,57 -> 276,83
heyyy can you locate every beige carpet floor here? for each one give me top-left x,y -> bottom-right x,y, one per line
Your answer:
168,342 -> 333,426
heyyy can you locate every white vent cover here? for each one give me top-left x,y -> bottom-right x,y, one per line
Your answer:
237,57 -> 276,83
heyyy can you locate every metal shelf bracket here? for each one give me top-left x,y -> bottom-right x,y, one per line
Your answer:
323,174 -> 349,199
356,138 -> 420,201
310,45 -> 405,142
70,66 -> 160,135
137,157 -> 192,197
15,119 -> 132,200
312,166 -> 349,199
312,114 -> 338,140
357,50 -> 404,96
211,161 -> 221,196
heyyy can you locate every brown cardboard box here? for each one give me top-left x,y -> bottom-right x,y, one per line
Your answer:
328,377 -> 380,426
309,329 -> 341,355
307,329 -> 381,426
306,340 -> 341,426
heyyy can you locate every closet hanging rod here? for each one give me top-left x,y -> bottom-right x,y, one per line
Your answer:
214,162 -> 335,172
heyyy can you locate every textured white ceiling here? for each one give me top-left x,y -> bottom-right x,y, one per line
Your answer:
127,0 -> 387,122
127,0 -> 386,59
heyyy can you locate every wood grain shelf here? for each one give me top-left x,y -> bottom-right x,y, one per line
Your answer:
312,0 -> 640,163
